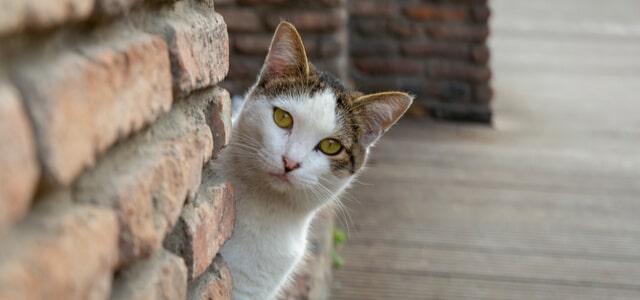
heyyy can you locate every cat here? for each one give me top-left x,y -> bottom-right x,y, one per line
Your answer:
218,21 -> 413,300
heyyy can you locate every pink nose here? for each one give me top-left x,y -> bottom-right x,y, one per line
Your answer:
282,156 -> 300,173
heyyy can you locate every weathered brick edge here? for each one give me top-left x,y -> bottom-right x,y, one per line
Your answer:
0,0 -> 235,298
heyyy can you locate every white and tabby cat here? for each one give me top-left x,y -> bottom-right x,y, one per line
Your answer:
219,21 -> 413,299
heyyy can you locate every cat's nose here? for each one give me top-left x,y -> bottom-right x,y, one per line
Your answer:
282,156 -> 301,173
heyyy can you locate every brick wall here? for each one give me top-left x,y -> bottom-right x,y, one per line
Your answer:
216,0 -> 350,95
218,0 -> 492,123
350,0 -> 493,122
0,0 -> 235,298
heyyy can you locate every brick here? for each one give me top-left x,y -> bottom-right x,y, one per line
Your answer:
207,88 -> 232,159
471,44 -> 490,63
0,195 -> 118,300
426,24 -> 489,42
13,30 -> 172,187
428,103 -> 492,123
164,163 -> 235,281
75,94 -> 214,267
424,81 -> 472,102
93,0 -> 141,17
228,55 -> 263,81
313,34 -> 345,58
401,41 -> 470,59
138,2 -> 229,94
355,58 -> 422,75
350,1 -> 397,18
266,10 -> 347,32
110,250 -> 187,300
0,81 -> 39,230
350,38 -> 397,57
473,83 -> 493,104
234,34 -> 272,55
404,4 -> 469,21
427,61 -> 491,82
352,20 -> 387,37
217,8 -> 262,32
470,4 -> 491,22
0,0 -> 93,37
387,20 -> 422,37
187,255 -> 232,300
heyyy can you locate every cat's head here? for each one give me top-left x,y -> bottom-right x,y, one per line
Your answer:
230,21 -> 412,206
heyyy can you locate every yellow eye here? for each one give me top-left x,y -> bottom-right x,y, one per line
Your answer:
318,138 -> 343,155
273,107 -> 293,129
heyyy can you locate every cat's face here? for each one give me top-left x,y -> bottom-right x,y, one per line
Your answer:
229,22 -> 412,205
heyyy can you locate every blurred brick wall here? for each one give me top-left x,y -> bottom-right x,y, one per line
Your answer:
0,0 -> 235,298
350,0 -> 493,122
219,0 -> 492,123
216,0 -> 350,95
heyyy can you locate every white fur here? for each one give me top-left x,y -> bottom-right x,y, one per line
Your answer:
219,88 -> 353,299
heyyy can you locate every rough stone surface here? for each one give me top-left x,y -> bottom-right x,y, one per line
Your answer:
13,30 -> 172,186
137,2 -> 229,94
208,88 -> 232,159
75,93 -> 214,267
0,81 -> 39,230
187,255 -> 232,300
110,249 -> 188,300
0,193 -> 119,300
164,162 -> 235,281
0,0 -> 94,37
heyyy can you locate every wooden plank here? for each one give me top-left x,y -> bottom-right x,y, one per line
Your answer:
337,243 -> 640,287
332,270 -> 640,300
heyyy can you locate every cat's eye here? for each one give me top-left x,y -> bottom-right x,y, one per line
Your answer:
318,138 -> 343,156
273,107 -> 293,129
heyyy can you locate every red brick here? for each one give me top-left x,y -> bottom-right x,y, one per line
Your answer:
401,41 -> 470,59
164,164 -> 235,281
0,81 -> 39,230
473,83 -> 493,104
138,3 -> 229,94
233,34 -> 272,55
470,4 -> 491,22
424,81 -> 472,102
266,10 -> 347,32
187,255 -> 232,300
217,8 -> 262,32
207,88 -> 232,159
312,34 -> 345,58
110,250 -> 187,300
404,4 -> 469,21
353,20 -> 387,36
427,61 -> 491,82
228,56 -> 263,81
0,0 -> 93,37
471,44 -> 490,63
351,39 -> 397,57
355,58 -> 422,75
426,24 -> 489,42
0,197 -> 118,300
75,94 -> 214,267
350,1 -> 397,18
387,20 -> 422,37
13,31 -> 172,187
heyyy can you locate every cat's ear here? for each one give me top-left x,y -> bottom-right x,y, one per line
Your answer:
355,92 -> 413,147
258,21 -> 310,84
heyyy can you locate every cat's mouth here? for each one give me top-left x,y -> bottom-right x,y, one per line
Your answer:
269,172 -> 291,184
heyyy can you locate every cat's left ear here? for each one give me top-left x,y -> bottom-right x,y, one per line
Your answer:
355,92 -> 414,147
258,21 -> 310,84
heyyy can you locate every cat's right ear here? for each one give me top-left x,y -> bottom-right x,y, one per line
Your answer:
258,21 -> 310,84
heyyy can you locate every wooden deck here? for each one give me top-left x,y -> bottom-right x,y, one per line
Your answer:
331,0 -> 640,299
